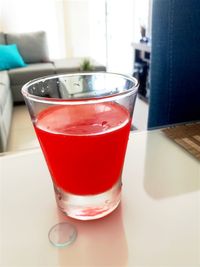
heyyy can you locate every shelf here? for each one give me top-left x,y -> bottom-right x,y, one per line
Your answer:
131,42 -> 151,53
132,42 -> 151,104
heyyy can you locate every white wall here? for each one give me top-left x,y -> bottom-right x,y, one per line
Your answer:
63,0 -> 90,57
0,0 -> 107,64
0,0 -> 150,72
106,0 -> 135,74
62,0 -> 106,64
0,0 -> 66,59
105,0 -> 150,74
88,1 -> 106,65
133,0 -> 151,42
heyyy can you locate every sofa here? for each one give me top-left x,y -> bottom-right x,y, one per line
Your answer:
0,31 -> 106,152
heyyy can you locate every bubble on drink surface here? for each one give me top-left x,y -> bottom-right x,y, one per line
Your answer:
102,121 -> 107,126
48,222 -> 77,248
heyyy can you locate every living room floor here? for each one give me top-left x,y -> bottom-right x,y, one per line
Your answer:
7,97 -> 149,153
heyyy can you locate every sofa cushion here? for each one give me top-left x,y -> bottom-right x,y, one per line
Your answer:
53,58 -> 106,74
0,44 -> 27,70
9,84 -> 28,103
9,62 -> 56,102
0,32 -> 5,44
6,31 -> 50,64
9,62 -> 56,86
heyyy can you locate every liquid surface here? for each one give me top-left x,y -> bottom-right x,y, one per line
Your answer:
34,102 -> 131,195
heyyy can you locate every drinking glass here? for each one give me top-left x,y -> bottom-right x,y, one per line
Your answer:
22,72 -> 138,220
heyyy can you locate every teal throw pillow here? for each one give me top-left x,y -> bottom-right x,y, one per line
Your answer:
0,44 -> 27,70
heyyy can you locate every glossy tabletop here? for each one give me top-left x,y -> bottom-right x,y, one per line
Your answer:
0,130 -> 200,266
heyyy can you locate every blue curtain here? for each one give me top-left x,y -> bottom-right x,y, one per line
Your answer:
148,0 -> 200,128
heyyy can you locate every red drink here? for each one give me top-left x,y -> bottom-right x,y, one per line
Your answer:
34,102 -> 131,195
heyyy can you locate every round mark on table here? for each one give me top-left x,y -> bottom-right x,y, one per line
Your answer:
48,222 -> 77,248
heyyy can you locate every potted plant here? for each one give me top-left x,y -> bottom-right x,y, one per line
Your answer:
80,58 -> 94,72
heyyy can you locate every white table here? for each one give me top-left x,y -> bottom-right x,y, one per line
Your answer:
1,130 -> 200,266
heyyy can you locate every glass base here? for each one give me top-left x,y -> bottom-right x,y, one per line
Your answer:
53,179 -> 122,220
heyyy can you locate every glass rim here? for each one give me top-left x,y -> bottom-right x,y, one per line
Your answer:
21,72 -> 138,105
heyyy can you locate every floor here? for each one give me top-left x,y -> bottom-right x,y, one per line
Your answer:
6,97 -> 149,153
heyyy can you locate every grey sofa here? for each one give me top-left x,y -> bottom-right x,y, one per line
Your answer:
0,31 -> 106,152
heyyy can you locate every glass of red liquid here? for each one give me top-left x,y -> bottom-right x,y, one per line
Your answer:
22,73 -> 138,220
